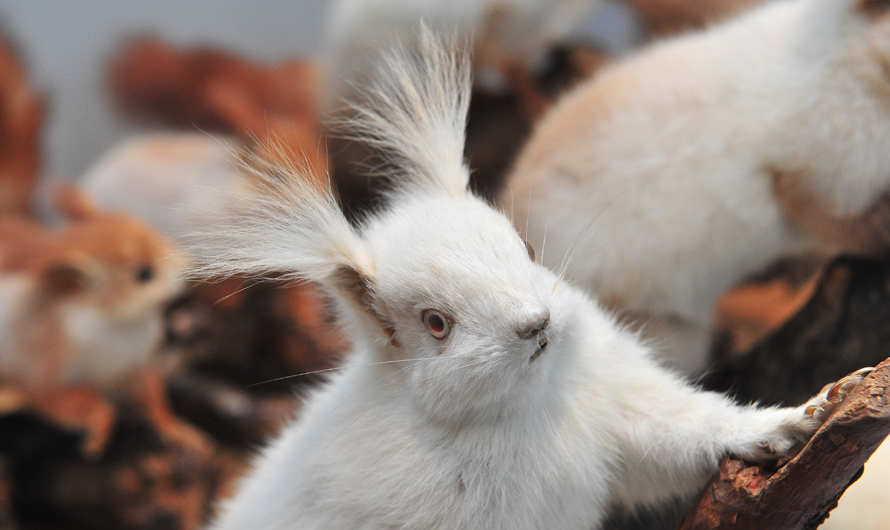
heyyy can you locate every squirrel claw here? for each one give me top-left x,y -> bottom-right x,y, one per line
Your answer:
805,367 -> 874,422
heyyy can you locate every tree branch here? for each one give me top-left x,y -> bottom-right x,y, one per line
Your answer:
681,357 -> 890,530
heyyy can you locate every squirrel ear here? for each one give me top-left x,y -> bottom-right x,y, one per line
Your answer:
332,265 -> 399,346
345,26 -> 472,200
53,183 -> 101,222
43,260 -> 90,296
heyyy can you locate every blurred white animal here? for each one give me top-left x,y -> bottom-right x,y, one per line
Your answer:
506,0 -> 890,375
504,1 -> 890,528
323,0 -> 600,112
80,133 -> 246,247
201,30 -> 866,530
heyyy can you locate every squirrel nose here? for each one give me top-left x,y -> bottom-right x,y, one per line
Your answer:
516,311 -> 550,340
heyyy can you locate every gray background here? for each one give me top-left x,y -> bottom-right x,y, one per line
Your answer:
0,0 -> 637,180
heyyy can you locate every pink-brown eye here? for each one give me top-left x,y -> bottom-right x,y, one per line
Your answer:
524,241 -> 536,262
422,309 -> 450,339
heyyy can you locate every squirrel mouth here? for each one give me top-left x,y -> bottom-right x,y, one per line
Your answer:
529,337 -> 549,363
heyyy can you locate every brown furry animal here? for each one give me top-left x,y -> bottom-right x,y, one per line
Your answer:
0,185 -> 186,391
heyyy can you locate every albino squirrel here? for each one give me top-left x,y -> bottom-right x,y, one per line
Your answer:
198,30 -> 869,530
503,0 -> 890,527
506,0 -> 890,375
0,185 -> 186,392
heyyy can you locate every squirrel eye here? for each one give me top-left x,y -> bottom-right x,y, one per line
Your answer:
422,309 -> 450,339
524,241 -> 536,262
135,264 -> 154,283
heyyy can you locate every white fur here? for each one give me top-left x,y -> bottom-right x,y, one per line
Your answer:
0,275 -> 43,385
505,0 -> 890,374
503,0 -> 890,526
59,299 -> 166,389
205,30 -> 846,530
322,0 -> 599,111
80,133 -> 246,245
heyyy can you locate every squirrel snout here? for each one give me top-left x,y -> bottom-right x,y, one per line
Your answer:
516,311 -> 550,340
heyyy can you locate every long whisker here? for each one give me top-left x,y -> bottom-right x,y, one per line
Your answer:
553,189 -> 629,288
245,357 -> 445,387
325,360 -> 421,417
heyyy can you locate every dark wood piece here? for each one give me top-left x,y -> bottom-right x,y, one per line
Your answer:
707,256 -> 890,407
681,358 -> 890,530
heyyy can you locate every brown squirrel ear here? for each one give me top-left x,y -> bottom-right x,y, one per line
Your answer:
43,260 -> 89,296
52,183 -> 100,222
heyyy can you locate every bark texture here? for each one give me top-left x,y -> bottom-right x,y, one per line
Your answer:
681,357 -> 890,530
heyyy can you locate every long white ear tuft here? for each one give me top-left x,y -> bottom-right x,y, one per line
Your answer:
187,145 -> 371,290
343,25 -> 473,198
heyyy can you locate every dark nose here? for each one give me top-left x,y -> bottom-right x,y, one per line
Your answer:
516,311 -> 550,340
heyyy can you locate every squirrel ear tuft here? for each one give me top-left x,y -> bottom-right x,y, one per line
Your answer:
342,25 -> 473,200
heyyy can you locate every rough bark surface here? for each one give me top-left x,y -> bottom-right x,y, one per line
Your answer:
708,256 -> 890,406
681,358 -> 890,530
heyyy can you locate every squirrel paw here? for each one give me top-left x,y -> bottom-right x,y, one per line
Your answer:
754,367 -> 875,461
802,366 -> 875,424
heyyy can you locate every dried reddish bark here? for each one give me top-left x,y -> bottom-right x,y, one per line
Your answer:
0,400 -> 224,530
0,458 -> 16,530
163,279 -> 346,447
708,256 -> 890,406
0,384 -> 116,459
0,36 -> 45,216
681,358 -> 890,530
108,36 -> 326,174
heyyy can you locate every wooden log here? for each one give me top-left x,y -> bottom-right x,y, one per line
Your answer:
680,358 -> 890,530
0,458 -> 17,530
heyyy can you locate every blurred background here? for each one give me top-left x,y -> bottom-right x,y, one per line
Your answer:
0,0 -> 639,181
4,0 -> 879,529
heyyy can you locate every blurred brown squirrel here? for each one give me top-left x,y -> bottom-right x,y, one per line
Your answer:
0,184 -> 186,392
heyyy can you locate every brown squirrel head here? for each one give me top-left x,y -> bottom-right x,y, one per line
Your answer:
0,184 -> 187,389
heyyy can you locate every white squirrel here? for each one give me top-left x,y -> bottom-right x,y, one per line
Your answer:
505,0 -> 890,375
198,30 -> 869,530
503,0 -> 890,527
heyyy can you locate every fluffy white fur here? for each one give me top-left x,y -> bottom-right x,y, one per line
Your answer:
505,0 -> 890,374
203,30 -> 863,530
503,1 -> 890,527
